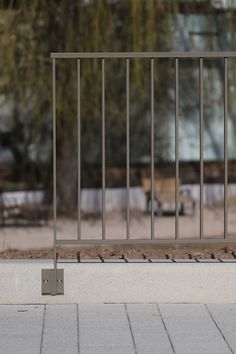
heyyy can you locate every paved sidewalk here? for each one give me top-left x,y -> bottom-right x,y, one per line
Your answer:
0,304 -> 235,354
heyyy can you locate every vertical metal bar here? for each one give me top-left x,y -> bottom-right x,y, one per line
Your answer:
126,59 -> 130,240
53,58 -> 57,268
224,57 -> 228,239
77,59 -> 81,240
151,58 -> 155,240
175,58 -> 179,240
102,58 -> 106,240
199,58 -> 204,240
52,58 -> 57,295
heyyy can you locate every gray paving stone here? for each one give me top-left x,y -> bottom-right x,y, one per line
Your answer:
150,259 -> 174,263
81,347 -> 135,354
219,259 -> 236,263
81,259 -> 102,263
207,304 -> 236,352
159,304 -> 232,354
174,259 -> 198,263
78,304 -> 135,354
197,259 -> 221,263
1,303 -> 235,354
0,304 -> 44,354
126,304 -> 174,354
41,304 -> 78,354
79,304 -> 127,316
103,259 -> 126,263
126,259 -> 150,263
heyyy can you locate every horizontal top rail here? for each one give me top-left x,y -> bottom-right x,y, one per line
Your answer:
51,51 -> 236,59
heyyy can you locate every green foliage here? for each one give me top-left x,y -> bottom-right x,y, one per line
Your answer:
1,0 -> 235,211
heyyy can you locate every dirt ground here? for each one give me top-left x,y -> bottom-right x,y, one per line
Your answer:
0,244 -> 236,260
0,206 -> 236,259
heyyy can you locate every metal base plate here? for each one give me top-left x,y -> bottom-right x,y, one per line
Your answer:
41,269 -> 64,295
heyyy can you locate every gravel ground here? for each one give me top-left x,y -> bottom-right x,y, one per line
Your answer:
0,244 -> 236,260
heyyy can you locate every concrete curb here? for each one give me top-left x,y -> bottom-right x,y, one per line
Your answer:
0,260 -> 236,304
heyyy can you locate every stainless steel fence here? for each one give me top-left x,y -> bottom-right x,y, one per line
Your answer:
42,51 -> 236,295
54,54 -> 236,242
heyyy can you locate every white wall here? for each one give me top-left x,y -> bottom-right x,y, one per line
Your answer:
3,184 -> 236,213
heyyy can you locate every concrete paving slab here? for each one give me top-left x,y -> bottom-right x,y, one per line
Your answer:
174,259 -> 198,263
197,259 -> 221,263
126,259 -> 150,263
41,304 -> 78,354
0,304 -> 236,354
78,304 -> 135,354
103,259 -> 126,263
126,304 -> 174,354
0,305 -> 44,354
80,347 -> 135,354
218,259 -> 236,263
159,304 -> 232,354
80,259 -> 102,263
79,303 -> 127,314
206,304 -> 236,353
150,259 -> 174,263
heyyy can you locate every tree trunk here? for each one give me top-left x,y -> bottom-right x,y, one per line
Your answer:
57,137 -> 78,215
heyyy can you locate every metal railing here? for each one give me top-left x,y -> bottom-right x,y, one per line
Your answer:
53,54 -> 236,243
42,51 -> 236,295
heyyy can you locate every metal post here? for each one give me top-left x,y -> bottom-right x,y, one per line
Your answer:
224,57 -> 228,239
126,59 -> 130,240
52,58 -> 57,295
175,58 -> 179,240
102,59 -> 106,240
151,58 -> 155,240
77,59 -> 81,240
41,57 -> 64,296
199,58 -> 204,240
